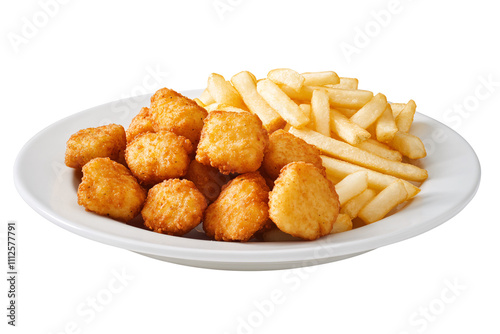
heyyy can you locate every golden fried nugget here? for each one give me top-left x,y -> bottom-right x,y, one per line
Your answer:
125,131 -> 193,186
150,88 -> 208,145
269,162 -> 339,240
65,124 -> 126,169
204,172 -> 270,242
262,129 -> 325,179
78,158 -> 146,222
184,160 -> 232,203
196,111 -> 269,175
126,107 -> 154,143
141,179 -> 207,236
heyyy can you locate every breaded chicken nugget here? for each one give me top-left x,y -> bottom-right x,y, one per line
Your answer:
196,111 -> 268,174
65,124 -> 126,169
184,160 -> 232,203
262,129 -> 325,180
150,88 -> 208,145
78,158 -> 146,222
126,107 -> 154,143
125,131 -> 193,186
269,162 -> 339,240
203,172 -> 270,242
141,179 -> 207,236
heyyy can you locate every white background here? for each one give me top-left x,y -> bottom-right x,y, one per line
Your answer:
2,0 -> 499,333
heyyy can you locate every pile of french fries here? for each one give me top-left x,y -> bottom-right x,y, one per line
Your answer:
195,69 -> 428,235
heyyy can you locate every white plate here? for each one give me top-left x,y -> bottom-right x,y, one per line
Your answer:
14,90 -> 481,271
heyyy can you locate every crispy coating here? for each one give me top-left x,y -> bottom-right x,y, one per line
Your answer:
203,172 -> 270,242
262,129 -> 325,180
126,107 -> 154,143
150,88 -> 208,145
269,162 -> 339,240
184,160 -> 232,203
125,131 -> 193,186
78,158 -> 146,222
141,179 -> 207,236
196,110 -> 269,174
65,124 -> 126,169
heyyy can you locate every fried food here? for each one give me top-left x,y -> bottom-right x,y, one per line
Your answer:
261,129 -> 324,179
196,110 -> 268,174
149,88 -> 208,145
125,131 -> 193,186
126,107 -> 154,143
141,179 -> 207,236
65,124 -> 126,169
269,162 -> 339,240
184,160 -> 232,203
203,172 -> 270,242
77,157 -> 146,222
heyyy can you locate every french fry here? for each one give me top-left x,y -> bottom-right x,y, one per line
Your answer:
299,104 -> 311,119
207,73 -> 246,109
390,103 -> 406,118
193,98 -> 205,107
375,104 -> 398,143
355,138 -> 403,162
330,214 -> 353,234
327,77 -> 359,90
299,104 -> 314,129
390,131 -> 427,159
358,180 -> 408,224
231,71 -> 286,132
267,68 -> 305,92
334,171 -> 368,205
341,188 -> 377,219
330,109 -> 371,145
324,87 -> 373,109
279,84 -> 314,102
199,88 -> 215,105
289,127 -> 428,182
335,107 -> 358,118
311,89 -> 331,136
320,155 -> 420,199
302,71 -> 340,86
350,93 -> 387,129
395,99 -> 416,132
257,79 -> 310,128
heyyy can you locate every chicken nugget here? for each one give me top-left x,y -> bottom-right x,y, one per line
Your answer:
203,172 -> 270,242
262,129 -> 325,180
184,160 -> 232,203
196,110 -> 268,174
78,157 -> 146,222
125,131 -> 193,186
65,124 -> 126,169
150,88 -> 208,145
269,162 -> 339,240
126,107 -> 154,143
141,179 -> 207,236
